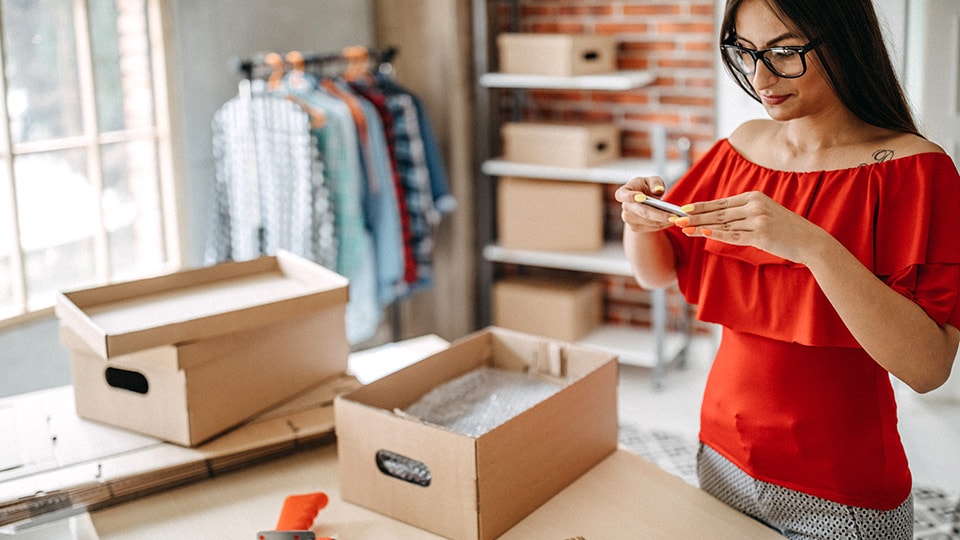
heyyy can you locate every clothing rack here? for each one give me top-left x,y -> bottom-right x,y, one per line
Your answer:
233,46 -> 399,81
215,44 -> 453,346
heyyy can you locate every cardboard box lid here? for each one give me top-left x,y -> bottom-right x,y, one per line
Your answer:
55,251 -> 349,359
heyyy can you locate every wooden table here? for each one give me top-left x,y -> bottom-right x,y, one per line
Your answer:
90,443 -> 782,539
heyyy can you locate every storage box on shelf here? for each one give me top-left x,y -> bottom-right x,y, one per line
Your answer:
501,121 -> 620,168
335,326 -> 619,540
55,251 -> 350,447
497,33 -> 617,76
496,176 -> 603,252
493,274 -> 604,342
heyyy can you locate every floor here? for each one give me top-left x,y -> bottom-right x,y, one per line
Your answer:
616,331 -> 960,495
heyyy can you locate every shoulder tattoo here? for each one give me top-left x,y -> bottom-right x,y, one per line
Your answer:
859,149 -> 894,167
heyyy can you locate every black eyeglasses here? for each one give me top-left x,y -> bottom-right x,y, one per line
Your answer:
721,38 -> 821,79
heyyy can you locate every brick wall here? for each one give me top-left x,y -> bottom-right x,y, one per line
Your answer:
496,0 -> 717,160
492,0 -> 718,332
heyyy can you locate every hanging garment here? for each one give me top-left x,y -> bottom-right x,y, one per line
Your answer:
343,78 -> 419,287
283,72 -> 387,344
346,91 -> 407,306
322,78 -> 409,305
375,73 -> 456,217
373,75 -> 457,293
208,80 -> 337,269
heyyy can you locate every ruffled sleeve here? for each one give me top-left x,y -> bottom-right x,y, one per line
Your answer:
661,141 -> 960,347
874,153 -> 960,328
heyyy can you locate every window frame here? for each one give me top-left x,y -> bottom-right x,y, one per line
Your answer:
0,0 -> 181,328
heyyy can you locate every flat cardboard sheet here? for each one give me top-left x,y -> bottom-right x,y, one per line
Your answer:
501,449 -> 783,539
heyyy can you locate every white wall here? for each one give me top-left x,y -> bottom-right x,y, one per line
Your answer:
905,0 -> 960,159
904,0 -> 960,401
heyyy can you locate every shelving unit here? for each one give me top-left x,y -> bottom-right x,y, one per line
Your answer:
470,0 -> 693,388
478,70 -> 656,91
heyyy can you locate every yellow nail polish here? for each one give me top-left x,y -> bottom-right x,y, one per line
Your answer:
668,216 -> 679,223
675,217 -> 690,227
653,185 -> 665,193
681,204 -> 695,213
682,227 -> 697,235
634,193 -> 647,202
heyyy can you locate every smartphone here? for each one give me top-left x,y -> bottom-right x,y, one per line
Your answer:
640,196 -> 688,216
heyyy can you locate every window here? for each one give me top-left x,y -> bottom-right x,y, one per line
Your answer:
0,0 -> 178,324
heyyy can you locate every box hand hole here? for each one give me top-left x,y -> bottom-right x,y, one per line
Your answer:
375,449 -> 431,487
582,50 -> 600,61
596,142 -> 608,152
104,367 -> 150,394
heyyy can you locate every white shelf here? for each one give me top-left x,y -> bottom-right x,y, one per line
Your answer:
578,324 -> 688,368
482,157 -> 687,185
479,70 -> 656,91
473,38 -> 692,387
483,241 -> 632,277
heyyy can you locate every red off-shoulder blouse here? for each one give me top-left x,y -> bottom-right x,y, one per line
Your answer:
662,139 -> 960,510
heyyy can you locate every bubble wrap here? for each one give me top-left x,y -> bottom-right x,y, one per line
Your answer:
401,367 -> 562,437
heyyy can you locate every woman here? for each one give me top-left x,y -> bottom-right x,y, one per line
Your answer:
616,0 -> 960,538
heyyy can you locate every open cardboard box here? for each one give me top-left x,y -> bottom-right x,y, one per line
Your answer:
55,251 -> 350,446
335,326 -> 619,540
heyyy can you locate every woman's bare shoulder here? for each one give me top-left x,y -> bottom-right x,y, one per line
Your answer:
889,132 -> 945,158
727,119 -> 778,157
728,119 -> 776,142
861,132 -> 945,166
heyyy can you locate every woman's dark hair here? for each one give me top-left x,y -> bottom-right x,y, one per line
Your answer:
719,0 -> 920,136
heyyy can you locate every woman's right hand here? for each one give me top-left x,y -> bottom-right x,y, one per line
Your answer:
615,175 -> 676,233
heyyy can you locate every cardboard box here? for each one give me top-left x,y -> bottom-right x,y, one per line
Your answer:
56,251 -> 350,446
335,327 -> 619,540
493,274 -> 604,342
496,176 -> 604,252
502,121 -> 620,168
497,33 -> 616,76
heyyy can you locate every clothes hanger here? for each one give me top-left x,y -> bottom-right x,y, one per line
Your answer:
341,45 -> 371,81
264,52 -> 285,91
284,50 -> 326,129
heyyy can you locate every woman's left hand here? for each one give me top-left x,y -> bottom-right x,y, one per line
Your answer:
676,191 -> 829,264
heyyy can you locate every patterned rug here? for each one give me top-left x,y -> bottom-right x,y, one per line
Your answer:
618,425 -> 960,539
